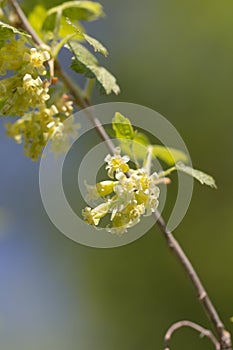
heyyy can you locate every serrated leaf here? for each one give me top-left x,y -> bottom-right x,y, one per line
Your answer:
59,17 -> 85,39
0,21 -> 31,47
65,18 -> 108,56
82,33 -> 108,56
152,145 -> 188,165
91,66 -> 120,95
46,1 -> 104,22
111,114 -> 150,160
67,41 -> 120,95
176,162 -> 217,188
67,41 -> 98,75
112,112 -> 134,139
41,12 -> 56,34
42,14 -> 85,40
42,1 -> 103,39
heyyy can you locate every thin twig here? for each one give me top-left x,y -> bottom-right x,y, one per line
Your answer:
164,320 -> 220,350
7,2 -> 232,349
54,62 -> 116,155
8,0 -> 43,46
154,211 -> 232,350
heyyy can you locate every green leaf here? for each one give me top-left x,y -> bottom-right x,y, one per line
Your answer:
90,66 -> 120,95
67,41 -> 98,73
176,162 -> 217,188
112,113 -> 142,161
65,18 -> 108,56
0,21 -> 31,47
42,1 -> 103,38
59,16 -> 85,38
111,113 -> 151,160
110,113 -> 187,164
131,133 -> 150,159
133,131 -> 150,146
46,1 -> 104,22
112,112 -> 134,139
152,145 -> 188,165
41,12 -> 56,34
67,41 -> 120,95
81,33 -> 108,56
42,14 -> 85,40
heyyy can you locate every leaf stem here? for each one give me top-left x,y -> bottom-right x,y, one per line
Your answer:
52,33 -> 76,58
144,145 -> 153,175
158,166 -> 176,178
84,78 -> 95,101
52,8 -> 62,47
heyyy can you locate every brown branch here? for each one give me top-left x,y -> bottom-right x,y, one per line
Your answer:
7,2 -> 232,349
8,0 -> 43,46
54,61 -> 116,155
154,211 -> 232,350
164,320 -> 220,350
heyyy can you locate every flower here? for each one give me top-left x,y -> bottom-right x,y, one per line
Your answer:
82,202 -> 110,226
96,181 -> 115,196
23,48 -> 50,75
82,149 -> 160,234
5,106 -> 61,160
0,37 -> 27,75
55,94 -> 74,117
0,73 -> 50,116
20,73 -> 50,104
109,203 -> 145,234
104,147 -> 129,178
50,116 -> 80,154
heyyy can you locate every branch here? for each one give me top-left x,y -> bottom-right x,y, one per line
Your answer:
164,320 -> 220,350
8,0 -> 43,46
154,211 -> 232,350
7,2 -> 232,350
53,62 -> 116,155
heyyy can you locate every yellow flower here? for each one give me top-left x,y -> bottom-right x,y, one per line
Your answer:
82,150 -> 161,234
104,148 -> 129,178
23,48 -> 50,75
5,106 -> 61,160
96,181 -> 115,196
82,202 -> 110,226
0,37 -> 27,75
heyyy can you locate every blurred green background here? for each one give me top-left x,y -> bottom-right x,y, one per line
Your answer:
1,0 -> 233,349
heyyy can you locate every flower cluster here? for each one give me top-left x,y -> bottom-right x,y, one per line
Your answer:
0,73 -> 50,116
0,35 -> 77,159
82,149 -> 160,234
55,94 -> 74,117
6,105 -> 79,160
0,37 -> 50,116
0,39 -> 50,77
0,38 -> 28,75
